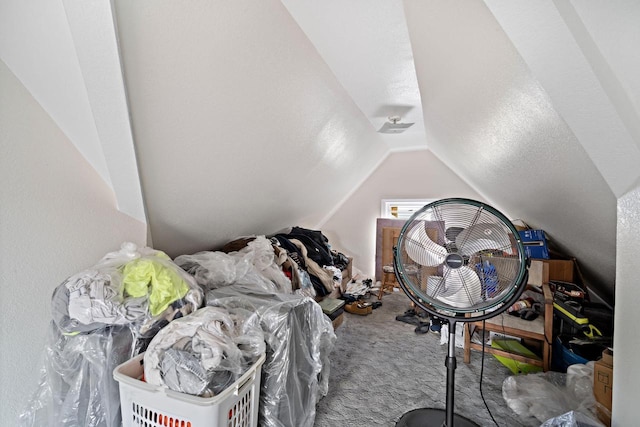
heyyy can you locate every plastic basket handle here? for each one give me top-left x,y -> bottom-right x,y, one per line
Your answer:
233,369 -> 257,397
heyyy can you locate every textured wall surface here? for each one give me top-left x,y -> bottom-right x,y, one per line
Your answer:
0,60 -> 147,422
321,149 -> 483,277
613,185 -> 640,425
405,0 -> 617,303
114,0 -> 388,258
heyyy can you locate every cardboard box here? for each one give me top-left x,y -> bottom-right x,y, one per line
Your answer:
594,349 -> 613,412
519,230 -> 550,259
596,403 -> 612,427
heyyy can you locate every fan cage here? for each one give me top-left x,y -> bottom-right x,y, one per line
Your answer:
393,198 -> 528,320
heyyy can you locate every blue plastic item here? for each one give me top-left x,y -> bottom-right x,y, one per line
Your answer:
552,336 -> 588,373
476,260 -> 498,298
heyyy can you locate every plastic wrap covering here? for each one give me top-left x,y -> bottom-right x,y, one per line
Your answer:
205,284 -> 336,427
18,322 -> 136,427
19,242 -> 204,427
175,236 -> 292,294
143,306 -> 265,397
541,410 -> 605,427
502,362 -> 602,426
50,242 -> 203,338
294,268 -> 316,298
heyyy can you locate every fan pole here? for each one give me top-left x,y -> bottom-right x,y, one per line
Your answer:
445,320 -> 457,427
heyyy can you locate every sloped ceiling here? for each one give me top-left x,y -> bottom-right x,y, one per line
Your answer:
113,0 -> 389,257
407,2 -> 618,300
0,0 -> 145,223
3,1 -> 638,304
280,0 -> 427,151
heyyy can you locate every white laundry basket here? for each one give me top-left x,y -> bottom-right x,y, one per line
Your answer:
114,352 -> 265,427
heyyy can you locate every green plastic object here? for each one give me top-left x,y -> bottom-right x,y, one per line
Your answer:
491,339 -> 542,375
123,257 -> 190,316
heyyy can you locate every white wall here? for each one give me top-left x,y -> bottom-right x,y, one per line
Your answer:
113,0 -> 389,258
404,0 -> 618,303
0,0 -> 110,186
320,149 -> 484,277
613,185 -> 640,426
0,0 -> 147,224
0,60 -> 147,422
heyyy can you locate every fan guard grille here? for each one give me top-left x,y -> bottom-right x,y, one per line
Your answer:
393,198 -> 528,321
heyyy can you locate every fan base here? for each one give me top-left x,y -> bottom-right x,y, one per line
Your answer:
396,408 -> 479,427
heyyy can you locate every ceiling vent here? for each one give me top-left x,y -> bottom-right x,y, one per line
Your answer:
378,116 -> 414,134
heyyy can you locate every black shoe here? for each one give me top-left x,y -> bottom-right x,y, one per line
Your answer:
396,314 -> 422,326
414,322 -> 431,334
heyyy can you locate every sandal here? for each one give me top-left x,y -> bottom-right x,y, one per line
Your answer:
345,302 -> 372,316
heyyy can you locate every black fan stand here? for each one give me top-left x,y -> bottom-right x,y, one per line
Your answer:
396,319 -> 479,427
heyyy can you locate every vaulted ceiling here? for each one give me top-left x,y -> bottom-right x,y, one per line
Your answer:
2,0 -> 639,305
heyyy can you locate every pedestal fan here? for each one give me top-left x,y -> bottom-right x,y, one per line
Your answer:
393,198 -> 529,427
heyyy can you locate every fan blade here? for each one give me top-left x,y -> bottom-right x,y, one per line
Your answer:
405,223 -> 447,267
437,266 -> 482,308
455,223 -> 512,256
426,275 -> 462,298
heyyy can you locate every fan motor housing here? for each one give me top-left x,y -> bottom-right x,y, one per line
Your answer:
444,253 -> 464,269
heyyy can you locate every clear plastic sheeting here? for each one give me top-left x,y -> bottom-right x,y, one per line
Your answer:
541,410 -> 605,427
19,242 -> 204,427
18,323 -> 136,427
502,362 -> 603,426
294,268 -> 316,299
175,236 -> 293,294
50,242 -> 203,338
205,284 -> 336,427
143,306 -> 265,397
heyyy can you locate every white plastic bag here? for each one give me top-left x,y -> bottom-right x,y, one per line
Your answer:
175,236 -> 292,293
502,362 -> 602,426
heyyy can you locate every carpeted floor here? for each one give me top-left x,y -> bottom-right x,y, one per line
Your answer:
313,291 -> 533,427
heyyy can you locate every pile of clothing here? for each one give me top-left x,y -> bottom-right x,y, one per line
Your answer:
270,227 -> 349,297
20,243 -> 203,427
144,306 -> 265,397
174,232 -> 339,427
175,236 -> 293,295
21,231 -> 342,427
205,284 -> 335,427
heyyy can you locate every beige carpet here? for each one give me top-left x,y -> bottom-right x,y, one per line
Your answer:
313,291 -> 534,427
